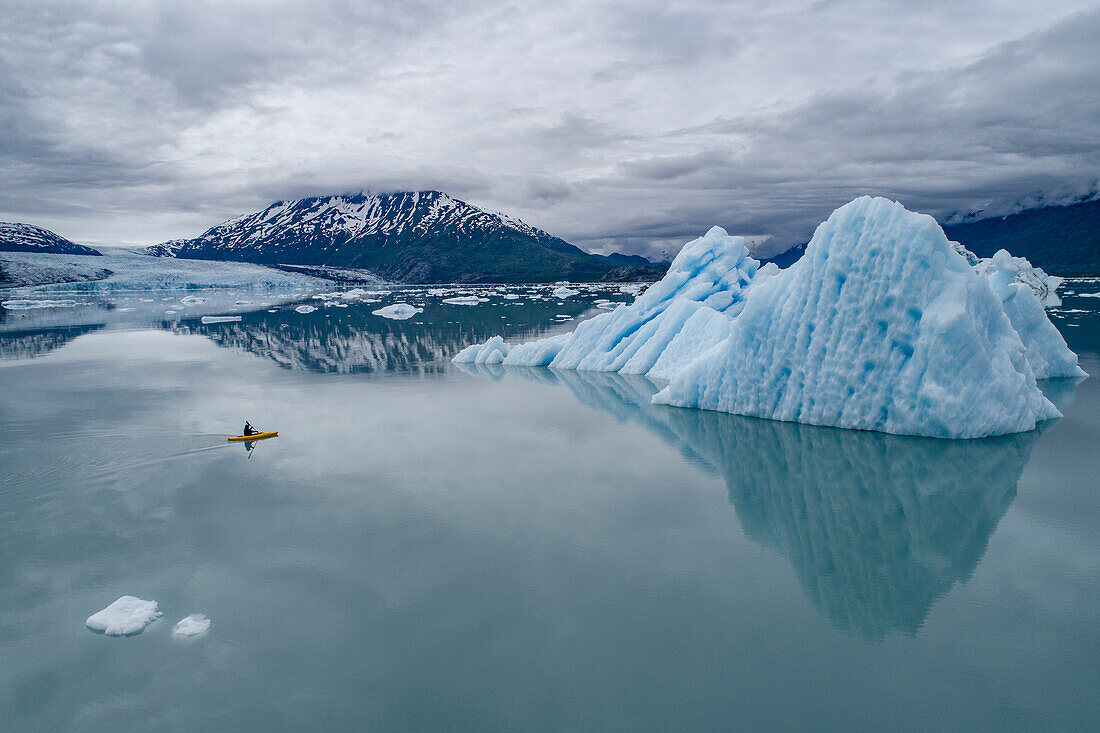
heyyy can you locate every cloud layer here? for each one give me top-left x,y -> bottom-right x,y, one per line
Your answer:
1,0 -> 1098,257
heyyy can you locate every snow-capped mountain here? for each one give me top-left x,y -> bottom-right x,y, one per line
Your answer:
0,222 -> 101,256
149,191 -> 662,283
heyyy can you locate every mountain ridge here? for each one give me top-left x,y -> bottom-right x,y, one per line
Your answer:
151,191 -> 664,283
942,198 -> 1100,275
0,222 -> 102,256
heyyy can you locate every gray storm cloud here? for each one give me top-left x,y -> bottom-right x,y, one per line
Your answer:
1,0 -> 1097,258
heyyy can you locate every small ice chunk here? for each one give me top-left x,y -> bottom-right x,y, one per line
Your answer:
552,286 -> 580,298
443,296 -> 488,305
86,596 -> 162,636
373,303 -> 423,320
172,614 -> 211,637
503,294 -> 521,299
201,315 -> 242,324
295,304 -> 318,314
180,295 -> 205,305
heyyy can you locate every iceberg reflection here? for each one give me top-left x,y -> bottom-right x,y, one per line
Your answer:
506,367 -> 1043,639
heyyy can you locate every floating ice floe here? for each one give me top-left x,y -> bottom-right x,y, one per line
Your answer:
201,315 -> 242,324
86,596 -> 162,636
1,299 -> 79,310
294,304 -> 318,314
179,295 -> 205,305
443,296 -> 488,305
1079,292 -> 1100,299
654,197 -> 1060,438
552,286 -> 580,299
372,303 -> 423,320
172,614 -> 211,637
503,294 -> 521,300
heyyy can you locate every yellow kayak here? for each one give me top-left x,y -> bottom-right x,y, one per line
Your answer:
228,431 -> 278,441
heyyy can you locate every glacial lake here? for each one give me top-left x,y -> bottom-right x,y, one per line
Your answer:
1,281 -> 1098,730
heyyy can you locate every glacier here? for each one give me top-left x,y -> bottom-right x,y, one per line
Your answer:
653,197 -> 1059,438
455,196 -> 1082,439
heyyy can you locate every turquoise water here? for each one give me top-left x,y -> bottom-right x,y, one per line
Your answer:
1,284 -> 1098,730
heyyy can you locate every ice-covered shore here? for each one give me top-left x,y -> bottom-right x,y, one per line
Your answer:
1,250 -> 329,292
455,197 -> 1085,439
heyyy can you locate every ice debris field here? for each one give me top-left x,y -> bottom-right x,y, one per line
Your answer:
85,596 -> 211,639
456,197 -> 1086,439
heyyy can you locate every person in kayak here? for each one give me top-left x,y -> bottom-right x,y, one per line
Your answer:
243,421 -> 257,436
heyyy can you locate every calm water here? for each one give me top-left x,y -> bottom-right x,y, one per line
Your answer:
1,284 -> 1098,730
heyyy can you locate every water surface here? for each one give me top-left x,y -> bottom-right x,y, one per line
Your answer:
1,283 -> 1098,730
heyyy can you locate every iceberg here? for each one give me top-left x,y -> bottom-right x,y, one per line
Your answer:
201,315 -> 242,324
453,197 -> 1081,439
86,596 -> 162,636
654,197 -> 1059,438
294,304 -> 318,314
442,295 -> 488,305
966,245 -> 1064,307
453,335 -> 510,364
372,303 -> 422,320
552,286 -> 579,299
172,614 -> 211,637
976,250 -> 1085,379
493,226 -> 764,373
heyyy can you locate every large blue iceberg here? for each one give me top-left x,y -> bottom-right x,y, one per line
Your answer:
455,196 -> 1083,439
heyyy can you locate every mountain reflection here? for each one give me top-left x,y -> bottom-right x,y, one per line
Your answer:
171,301 -> 593,374
0,294 -> 601,371
503,368 -> 1042,639
0,324 -> 104,361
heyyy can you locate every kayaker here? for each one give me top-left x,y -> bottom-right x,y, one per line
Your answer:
243,421 -> 257,436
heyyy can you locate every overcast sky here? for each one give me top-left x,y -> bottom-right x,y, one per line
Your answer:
1,0 -> 1098,257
